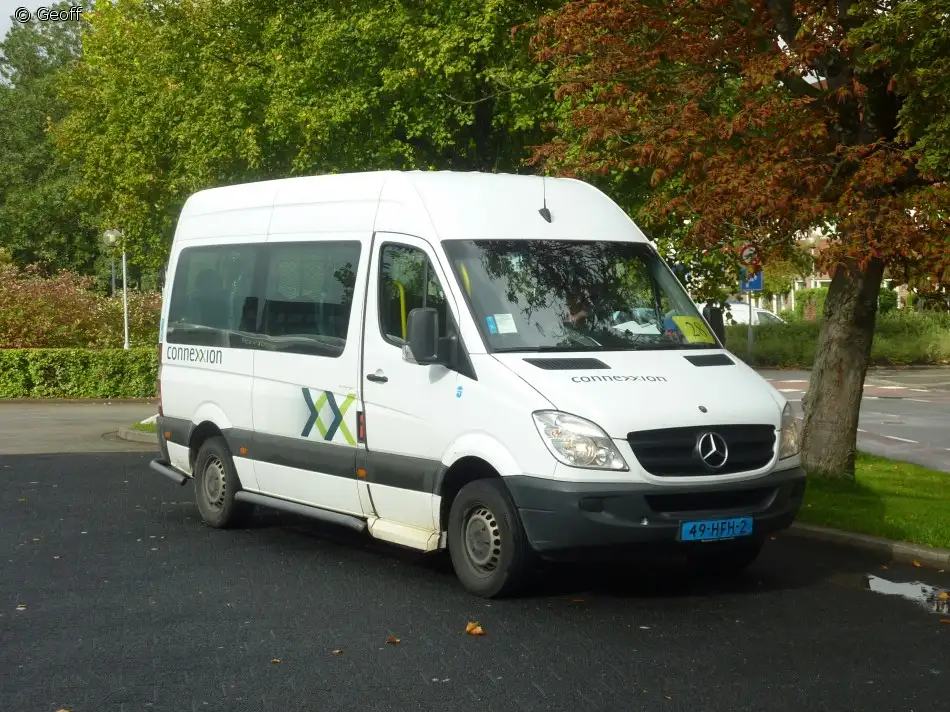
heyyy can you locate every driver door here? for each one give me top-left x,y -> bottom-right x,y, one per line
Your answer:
359,233 -> 461,531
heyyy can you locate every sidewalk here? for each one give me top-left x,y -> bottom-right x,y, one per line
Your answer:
0,401 -> 157,455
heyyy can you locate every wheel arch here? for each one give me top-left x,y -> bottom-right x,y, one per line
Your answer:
186,402 -> 232,470
436,434 -> 523,530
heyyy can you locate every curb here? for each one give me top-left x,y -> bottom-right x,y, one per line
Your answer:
116,428 -> 158,445
787,522 -> 950,569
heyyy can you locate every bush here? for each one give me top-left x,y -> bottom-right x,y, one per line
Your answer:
0,348 -> 157,398
793,287 -> 828,320
0,264 -> 161,349
878,286 -> 898,314
727,311 -> 950,367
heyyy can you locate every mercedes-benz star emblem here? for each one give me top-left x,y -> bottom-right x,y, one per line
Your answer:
696,431 -> 729,470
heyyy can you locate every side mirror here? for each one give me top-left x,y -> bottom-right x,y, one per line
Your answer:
702,304 -> 727,345
406,307 -> 440,364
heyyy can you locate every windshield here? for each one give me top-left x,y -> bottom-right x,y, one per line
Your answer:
441,239 -> 719,352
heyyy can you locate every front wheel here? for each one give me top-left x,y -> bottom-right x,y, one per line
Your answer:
686,538 -> 764,577
447,479 -> 533,598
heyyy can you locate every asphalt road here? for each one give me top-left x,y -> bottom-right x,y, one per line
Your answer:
760,367 -> 950,472
1,404 -> 949,712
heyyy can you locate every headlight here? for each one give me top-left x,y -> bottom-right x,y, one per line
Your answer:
779,402 -> 802,459
532,411 -> 628,470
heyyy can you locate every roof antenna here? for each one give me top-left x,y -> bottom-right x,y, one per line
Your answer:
538,177 -> 552,223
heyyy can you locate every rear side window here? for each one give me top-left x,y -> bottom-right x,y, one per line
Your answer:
166,245 -> 261,348
165,240 -> 361,357
259,241 -> 361,357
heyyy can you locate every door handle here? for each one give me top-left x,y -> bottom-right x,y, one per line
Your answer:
366,373 -> 388,384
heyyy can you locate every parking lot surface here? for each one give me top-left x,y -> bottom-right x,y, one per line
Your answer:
1,439 -> 948,712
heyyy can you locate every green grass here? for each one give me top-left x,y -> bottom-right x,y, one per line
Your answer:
132,421 -> 157,433
800,452 -> 950,550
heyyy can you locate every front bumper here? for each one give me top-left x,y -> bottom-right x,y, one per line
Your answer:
504,466 -> 806,555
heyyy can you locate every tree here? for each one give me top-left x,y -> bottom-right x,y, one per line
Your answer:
761,244 -> 815,301
524,0 -> 950,479
0,1 -> 98,273
53,0 -> 563,271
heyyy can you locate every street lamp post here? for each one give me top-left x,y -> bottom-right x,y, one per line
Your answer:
102,230 -> 130,350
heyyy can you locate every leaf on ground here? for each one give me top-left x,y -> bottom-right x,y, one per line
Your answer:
16,604 -> 26,611
386,635 -> 401,645
881,565 -> 889,570
940,619 -> 950,624
938,592 -> 949,601
270,658 -> 280,664
56,709 -> 72,712
912,561 -> 922,567
331,649 -> 344,655
465,621 -> 486,636
570,598 -> 584,603
17,498 -> 26,502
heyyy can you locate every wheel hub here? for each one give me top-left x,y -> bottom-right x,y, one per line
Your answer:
464,506 -> 501,572
203,456 -> 226,510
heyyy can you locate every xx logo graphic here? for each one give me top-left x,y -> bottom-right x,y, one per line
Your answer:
301,388 -> 356,445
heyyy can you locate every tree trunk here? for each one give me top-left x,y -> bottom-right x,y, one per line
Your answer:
800,257 -> 885,480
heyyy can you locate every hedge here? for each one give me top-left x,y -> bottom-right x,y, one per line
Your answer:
0,348 -> 157,398
726,310 -> 950,368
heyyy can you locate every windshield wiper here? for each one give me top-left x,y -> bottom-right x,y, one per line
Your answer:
492,345 -> 601,353
631,341 -> 719,351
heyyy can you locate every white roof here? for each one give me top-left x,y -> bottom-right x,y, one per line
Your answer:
174,170 -> 650,244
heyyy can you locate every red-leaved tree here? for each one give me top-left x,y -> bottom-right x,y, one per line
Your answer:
524,0 -> 950,479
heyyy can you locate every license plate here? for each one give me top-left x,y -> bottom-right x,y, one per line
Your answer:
679,516 -> 753,542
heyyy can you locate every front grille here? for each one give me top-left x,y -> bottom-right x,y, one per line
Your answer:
627,424 -> 776,476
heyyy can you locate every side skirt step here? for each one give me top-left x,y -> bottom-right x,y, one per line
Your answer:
234,491 -> 368,533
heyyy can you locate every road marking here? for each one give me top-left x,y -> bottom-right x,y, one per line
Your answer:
883,435 -> 918,443
778,388 -> 802,393
906,398 -> 931,403
868,413 -> 899,418
910,388 -> 930,393
857,429 -> 866,433
863,396 -> 879,400
873,385 -> 904,390
785,380 -> 808,383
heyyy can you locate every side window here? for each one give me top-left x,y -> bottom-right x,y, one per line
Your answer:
378,244 -> 449,345
166,245 -> 260,347
259,241 -> 361,358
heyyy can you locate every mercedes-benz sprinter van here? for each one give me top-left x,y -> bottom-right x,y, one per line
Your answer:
149,170 -> 806,598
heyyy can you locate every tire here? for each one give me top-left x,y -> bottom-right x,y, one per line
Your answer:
193,436 -> 252,529
687,538 -> 764,577
447,478 -> 533,599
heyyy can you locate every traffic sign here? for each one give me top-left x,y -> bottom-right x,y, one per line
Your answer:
740,267 -> 763,291
739,244 -> 758,265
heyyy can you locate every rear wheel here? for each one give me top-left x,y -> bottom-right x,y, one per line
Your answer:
194,436 -> 252,529
687,538 -> 764,577
447,479 -> 532,598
